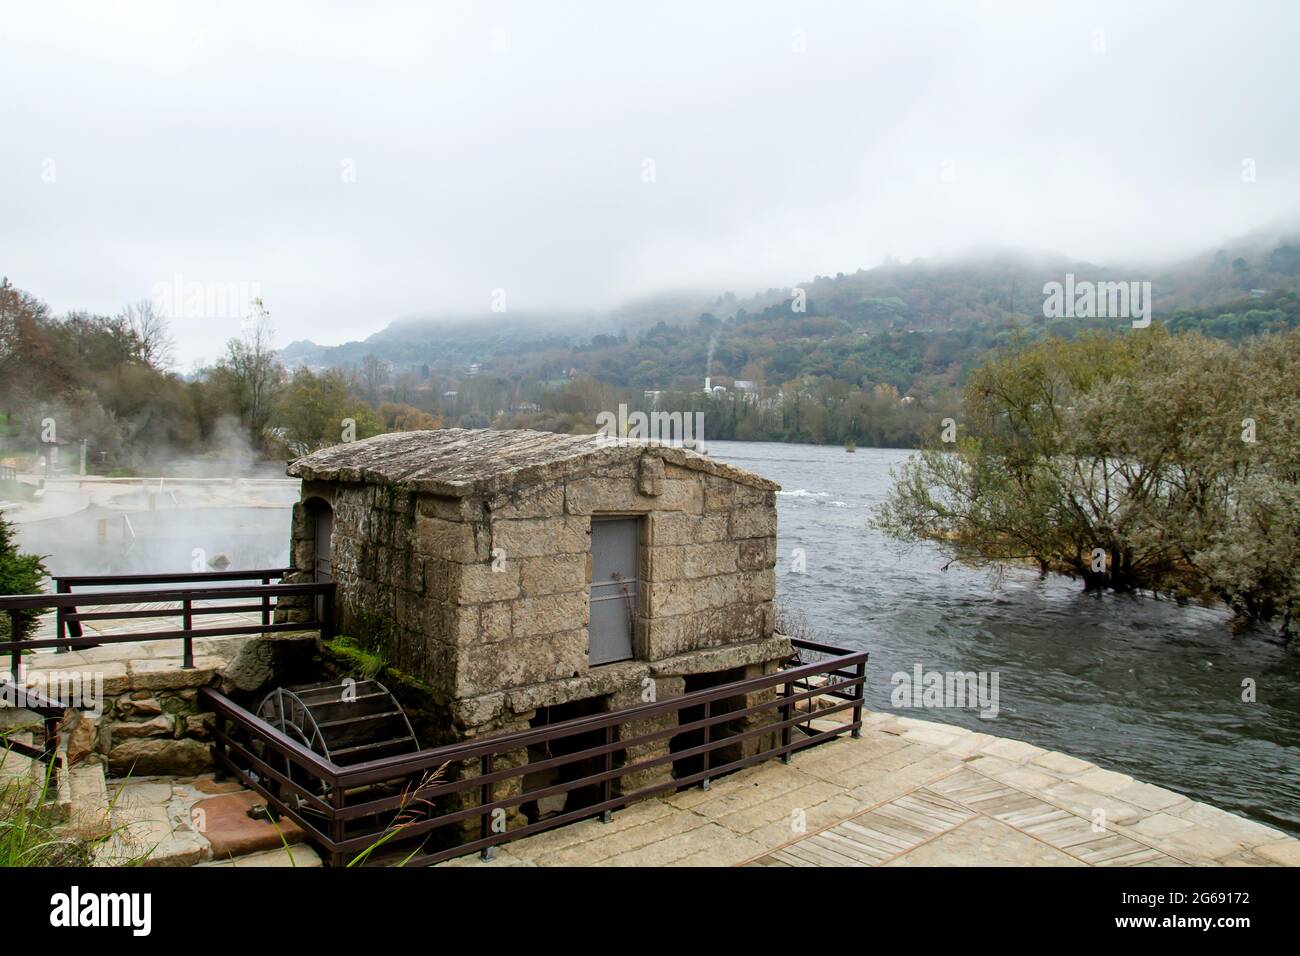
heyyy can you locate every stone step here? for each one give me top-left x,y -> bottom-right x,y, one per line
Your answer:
0,730 -> 74,825
0,731 -> 37,783
63,761 -> 112,838
93,795 -> 208,868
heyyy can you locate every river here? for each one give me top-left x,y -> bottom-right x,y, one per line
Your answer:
709,440 -> 1300,838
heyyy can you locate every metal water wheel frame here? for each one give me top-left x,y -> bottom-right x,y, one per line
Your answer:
254,680 -> 418,810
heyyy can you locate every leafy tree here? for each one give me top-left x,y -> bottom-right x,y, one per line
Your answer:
377,402 -> 442,431
273,367 -> 381,456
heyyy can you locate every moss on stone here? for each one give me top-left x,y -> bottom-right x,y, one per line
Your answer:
159,696 -> 201,717
318,635 -> 450,747
320,635 -> 388,680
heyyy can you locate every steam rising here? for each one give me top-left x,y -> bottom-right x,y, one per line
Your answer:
7,416 -> 296,579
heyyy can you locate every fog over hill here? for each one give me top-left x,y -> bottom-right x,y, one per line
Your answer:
279,231 -> 1300,375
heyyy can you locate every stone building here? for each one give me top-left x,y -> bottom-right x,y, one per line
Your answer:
280,428 -> 787,809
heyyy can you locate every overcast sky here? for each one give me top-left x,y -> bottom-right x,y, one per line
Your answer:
3,0 -> 1298,367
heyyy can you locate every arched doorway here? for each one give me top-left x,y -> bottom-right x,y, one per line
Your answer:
307,501 -> 333,583
304,498 -> 333,624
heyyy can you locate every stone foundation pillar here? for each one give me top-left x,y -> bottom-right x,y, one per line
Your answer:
608,676 -> 683,797
442,717 -> 531,845
738,659 -> 782,759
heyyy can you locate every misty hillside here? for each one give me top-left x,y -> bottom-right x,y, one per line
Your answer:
280,235 -> 1300,398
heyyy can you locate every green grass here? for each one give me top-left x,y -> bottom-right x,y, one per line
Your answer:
348,765 -> 447,867
0,730 -> 144,868
0,738 -> 85,866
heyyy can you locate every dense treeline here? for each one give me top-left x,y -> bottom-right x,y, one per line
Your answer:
4,238 -> 1300,467
280,241 -> 1300,449
0,280 -> 435,470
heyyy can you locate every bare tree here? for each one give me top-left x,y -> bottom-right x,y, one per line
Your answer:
118,298 -> 174,370
360,353 -> 390,403
219,299 -> 285,449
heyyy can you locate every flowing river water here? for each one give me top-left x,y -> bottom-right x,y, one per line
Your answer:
14,442 -> 1299,835
709,440 -> 1300,837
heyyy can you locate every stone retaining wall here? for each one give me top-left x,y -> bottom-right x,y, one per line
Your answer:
49,633 -> 319,778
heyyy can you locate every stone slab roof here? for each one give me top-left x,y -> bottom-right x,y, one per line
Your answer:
286,428 -> 779,497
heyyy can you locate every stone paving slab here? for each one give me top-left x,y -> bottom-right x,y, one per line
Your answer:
439,711 -> 1300,868
193,790 -> 307,859
93,773 -> 323,868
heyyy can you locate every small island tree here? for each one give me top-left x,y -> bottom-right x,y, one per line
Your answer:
874,327 -> 1300,635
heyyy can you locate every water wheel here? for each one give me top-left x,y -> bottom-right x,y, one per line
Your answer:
253,680 -> 420,806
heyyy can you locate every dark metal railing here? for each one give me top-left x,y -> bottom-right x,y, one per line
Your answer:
0,681 -> 65,764
0,569 -> 333,678
202,637 -> 869,867
51,567 -> 297,644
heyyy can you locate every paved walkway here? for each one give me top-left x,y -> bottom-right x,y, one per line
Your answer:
30,605 -> 262,644
441,711 -> 1300,867
93,775 -> 321,868
17,629 -> 1300,868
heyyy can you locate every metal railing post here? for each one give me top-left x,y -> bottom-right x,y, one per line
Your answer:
480,754 -> 496,861
64,580 -> 83,639
852,661 -> 866,738
320,584 -> 336,639
261,576 -> 271,628
55,578 -> 69,653
601,724 -> 614,822
781,680 -> 793,763
212,710 -> 228,782
41,711 -> 60,763
702,698 -> 712,790
8,609 -> 23,681
329,784 -> 346,867
181,594 -> 194,669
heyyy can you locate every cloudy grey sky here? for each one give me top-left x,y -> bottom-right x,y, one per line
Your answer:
3,0 -> 1298,366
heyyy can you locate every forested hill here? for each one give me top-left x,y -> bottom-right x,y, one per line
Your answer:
7,235 -> 1297,474
280,237 -> 1300,409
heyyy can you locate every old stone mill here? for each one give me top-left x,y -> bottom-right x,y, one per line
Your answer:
0,429 -> 868,865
